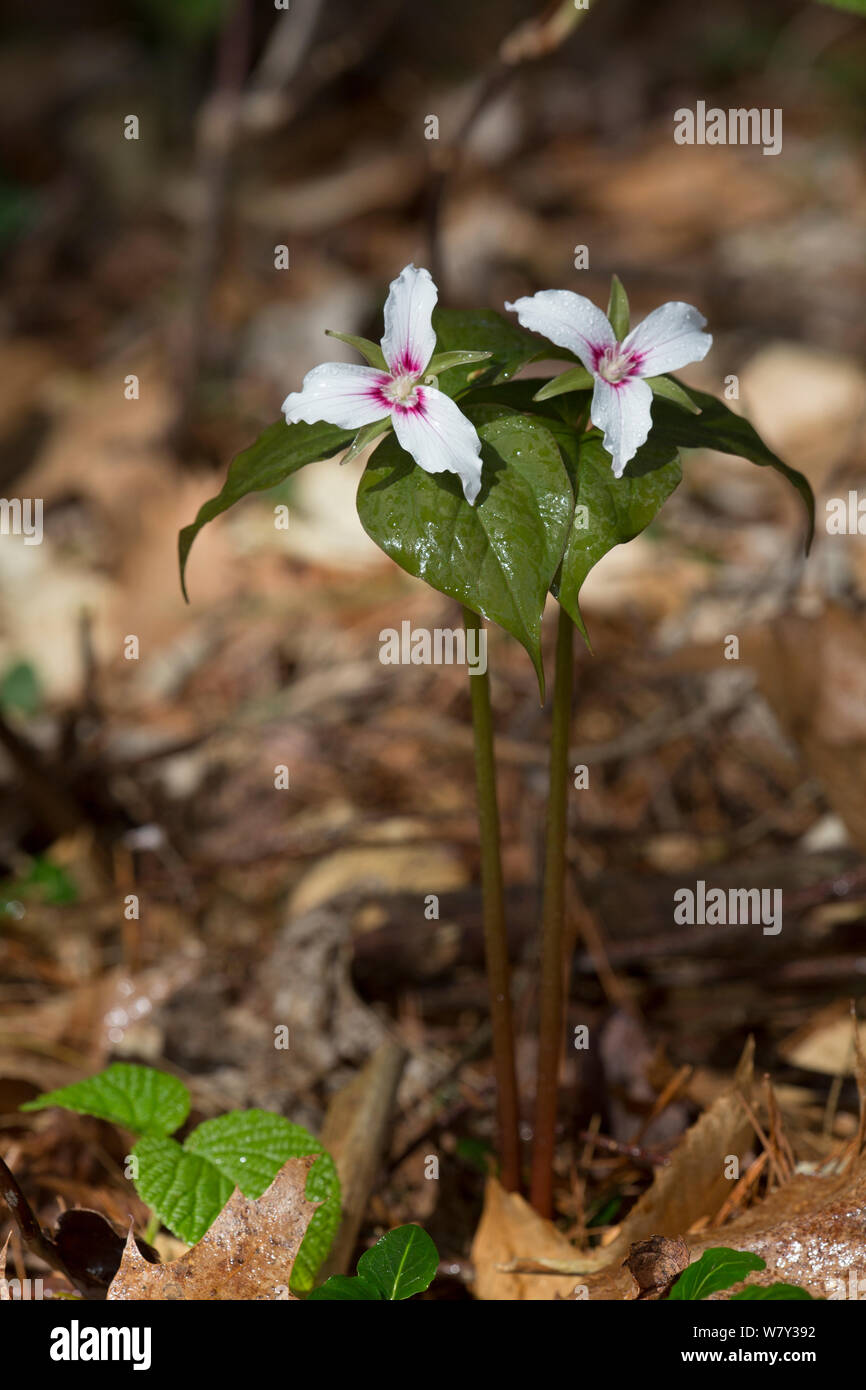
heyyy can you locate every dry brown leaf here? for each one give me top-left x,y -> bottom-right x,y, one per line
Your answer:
470,1179 -> 589,1301
107,1156 -> 317,1301
605,1037 -> 755,1256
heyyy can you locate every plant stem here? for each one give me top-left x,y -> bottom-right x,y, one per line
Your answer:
530,604 -> 574,1217
462,607 -> 521,1192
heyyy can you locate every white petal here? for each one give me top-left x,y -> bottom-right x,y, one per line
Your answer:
391,386 -> 483,505
624,301 -> 712,377
282,362 -> 392,430
505,289 -> 615,373
380,264 -> 438,377
590,377 -> 653,478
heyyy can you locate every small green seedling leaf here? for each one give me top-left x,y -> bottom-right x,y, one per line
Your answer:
309,1224 -> 439,1301
22,1063 -> 190,1139
533,365 -> 595,402
132,1137 -> 233,1246
732,1284 -> 816,1301
356,1224 -> 439,1299
184,1109 -> 341,1293
606,274 -> 630,340
324,330 -> 387,371
646,374 -> 702,414
669,1247 -> 766,1300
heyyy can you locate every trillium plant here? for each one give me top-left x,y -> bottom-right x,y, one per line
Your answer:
179,264 -> 814,1216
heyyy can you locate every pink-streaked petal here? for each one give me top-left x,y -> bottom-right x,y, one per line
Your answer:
623,302 -> 712,377
282,362 -> 392,430
380,264 -> 438,378
391,386 -> 483,505
590,376 -> 653,478
505,290 -> 615,374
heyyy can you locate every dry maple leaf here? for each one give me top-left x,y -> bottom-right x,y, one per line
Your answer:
107,1156 -> 318,1301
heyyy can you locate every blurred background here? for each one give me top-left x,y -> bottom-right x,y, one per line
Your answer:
1,0 -> 865,1293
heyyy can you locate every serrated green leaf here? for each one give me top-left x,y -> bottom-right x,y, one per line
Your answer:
651,385 -> 815,552
184,1109 -> 340,1293
178,418 -> 355,599
431,308 -> 576,397
324,330 -> 387,370
550,427 -> 681,646
307,1274 -> 381,1301
669,1247 -> 766,1301
646,374 -> 702,414
356,1225 -> 439,1299
732,1283 -> 816,1301
533,365 -> 595,402
21,1063 -> 190,1138
606,274 -> 630,340
356,406 -> 573,695
132,1137 -> 233,1246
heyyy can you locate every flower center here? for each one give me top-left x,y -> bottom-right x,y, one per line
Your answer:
386,373 -> 420,405
597,346 -> 635,384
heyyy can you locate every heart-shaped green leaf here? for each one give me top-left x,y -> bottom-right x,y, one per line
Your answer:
651,385 -> 815,551
184,1108 -> 340,1293
132,1137 -> 234,1246
178,418 -> 355,599
22,1063 -> 190,1139
356,406 -> 574,694
550,427 -> 681,645
669,1247 -> 766,1301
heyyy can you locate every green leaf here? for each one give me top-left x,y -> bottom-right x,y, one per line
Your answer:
324,330 -> 387,370
533,365 -> 595,402
551,428 -> 681,645
307,1275 -> 381,1301
178,418 -> 355,599
356,1225 -> 440,1300
431,308 -> 576,397
132,1137 -> 233,1246
184,1109 -> 340,1293
21,1063 -> 190,1138
646,374 -> 702,414
651,386 -> 815,551
356,406 -> 574,695
732,1284 -> 816,1301
606,274 -> 630,340
669,1247 -> 766,1301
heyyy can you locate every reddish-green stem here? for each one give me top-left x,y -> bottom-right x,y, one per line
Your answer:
462,606 -> 521,1192
530,604 -> 574,1216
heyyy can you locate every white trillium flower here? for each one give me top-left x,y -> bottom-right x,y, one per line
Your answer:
282,264 -> 485,504
505,290 -> 713,478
